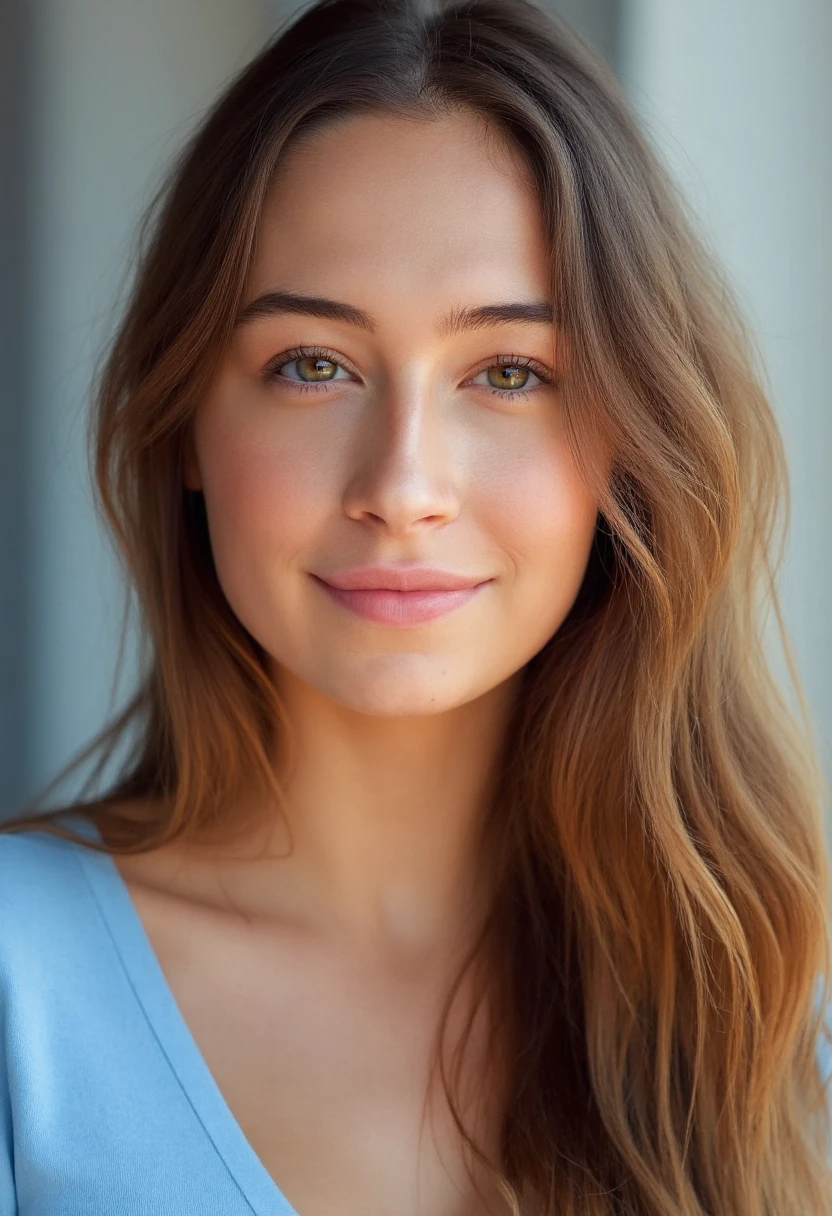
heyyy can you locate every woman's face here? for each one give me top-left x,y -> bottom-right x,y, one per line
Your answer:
186,108 -> 600,717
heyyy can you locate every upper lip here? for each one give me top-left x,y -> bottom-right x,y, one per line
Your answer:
315,565 -> 491,592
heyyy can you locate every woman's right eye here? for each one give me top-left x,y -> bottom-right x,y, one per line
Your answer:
264,346 -> 354,386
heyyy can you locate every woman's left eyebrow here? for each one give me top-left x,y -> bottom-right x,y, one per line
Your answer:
234,289 -> 556,337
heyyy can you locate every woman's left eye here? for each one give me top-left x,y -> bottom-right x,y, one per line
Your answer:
469,357 -> 551,398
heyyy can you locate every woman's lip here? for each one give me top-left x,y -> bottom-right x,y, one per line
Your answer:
311,576 -> 490,625
317,565 -> 488,592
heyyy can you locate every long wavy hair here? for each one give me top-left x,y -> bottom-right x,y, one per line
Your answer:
5,0 -> 831,1211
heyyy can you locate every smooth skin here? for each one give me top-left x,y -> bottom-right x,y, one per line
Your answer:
113,108 -> 601,1216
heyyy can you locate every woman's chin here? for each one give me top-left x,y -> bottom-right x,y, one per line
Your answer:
321,679 -> 469,719
307,657 -> 482,719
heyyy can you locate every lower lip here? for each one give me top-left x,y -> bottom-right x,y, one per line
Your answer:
312,577 -> 489,625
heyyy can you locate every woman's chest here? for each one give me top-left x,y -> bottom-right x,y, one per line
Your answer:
124,878 -> 506,1216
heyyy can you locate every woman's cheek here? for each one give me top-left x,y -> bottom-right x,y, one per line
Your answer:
477,437 -> 595,557
199,412 -> 336,560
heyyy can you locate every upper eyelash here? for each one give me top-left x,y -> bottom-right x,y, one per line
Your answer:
262,345 -> 555,398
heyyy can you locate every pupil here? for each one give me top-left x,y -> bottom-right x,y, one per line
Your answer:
489,365 -> 527,390
299,356 -> 335,381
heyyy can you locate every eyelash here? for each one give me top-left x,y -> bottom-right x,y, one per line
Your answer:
261,345 -> 556,402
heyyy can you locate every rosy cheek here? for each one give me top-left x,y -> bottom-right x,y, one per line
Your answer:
197,411 -> 333,556
477,439 -> 595,557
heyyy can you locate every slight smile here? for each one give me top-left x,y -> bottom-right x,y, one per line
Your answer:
310,567 -> 493,626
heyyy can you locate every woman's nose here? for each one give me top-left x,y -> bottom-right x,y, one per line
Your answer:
340,388 -> 461,536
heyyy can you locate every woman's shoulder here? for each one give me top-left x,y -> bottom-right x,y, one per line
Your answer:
0,818 -> 103,982
0,816 -> 82,885
0,813 -> 93,883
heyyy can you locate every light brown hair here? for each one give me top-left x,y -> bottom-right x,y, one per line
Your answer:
6,0 -> 831,1210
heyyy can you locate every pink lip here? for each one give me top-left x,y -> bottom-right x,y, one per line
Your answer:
311,566 -> 492,625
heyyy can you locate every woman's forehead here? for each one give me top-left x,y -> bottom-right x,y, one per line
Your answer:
251,109 -> 548,298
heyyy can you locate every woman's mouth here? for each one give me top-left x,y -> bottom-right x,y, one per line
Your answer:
310,576 -> 490,625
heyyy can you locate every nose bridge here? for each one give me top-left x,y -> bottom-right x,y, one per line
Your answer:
343,373 -> 459,530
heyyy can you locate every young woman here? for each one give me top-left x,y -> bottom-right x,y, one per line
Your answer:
1,0 -> 830,1212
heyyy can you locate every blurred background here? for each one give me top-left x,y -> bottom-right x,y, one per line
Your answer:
1,0 -> 829,837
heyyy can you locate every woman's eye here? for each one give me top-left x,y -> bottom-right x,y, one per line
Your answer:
470,359 -> 550,398
268,351 -> 352,384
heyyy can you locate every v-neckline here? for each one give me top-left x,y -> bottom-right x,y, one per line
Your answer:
66,818 -> 301,1216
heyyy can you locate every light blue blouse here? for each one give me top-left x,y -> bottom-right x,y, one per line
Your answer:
0,820 -> 298,1215
0,820 -> 829,1214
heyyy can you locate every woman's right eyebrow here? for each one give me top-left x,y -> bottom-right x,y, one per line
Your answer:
234,289 -> 556,337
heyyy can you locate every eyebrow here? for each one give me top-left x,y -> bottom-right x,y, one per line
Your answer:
234,289 -> 556,338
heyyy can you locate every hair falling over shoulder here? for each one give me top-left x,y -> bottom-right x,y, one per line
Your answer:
5,1 -> 830,1210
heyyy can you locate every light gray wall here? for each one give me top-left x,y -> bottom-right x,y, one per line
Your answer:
0,0 -> 34,811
